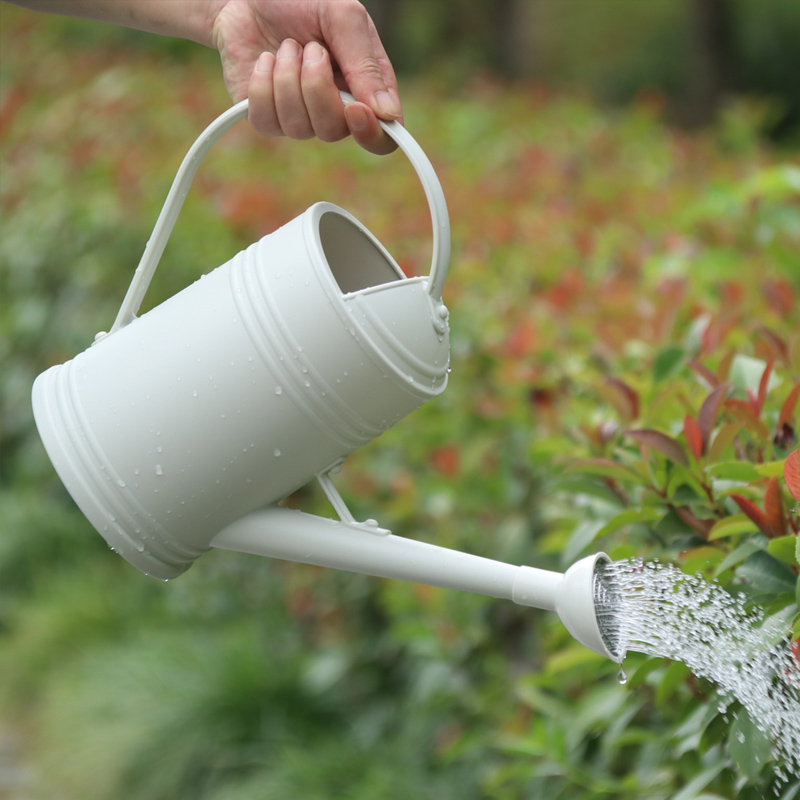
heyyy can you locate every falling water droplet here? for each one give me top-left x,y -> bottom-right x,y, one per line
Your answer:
617,669 -> 627,685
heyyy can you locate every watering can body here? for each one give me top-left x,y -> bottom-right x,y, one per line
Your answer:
30,95 -> 617,662
32,96 -> 450,580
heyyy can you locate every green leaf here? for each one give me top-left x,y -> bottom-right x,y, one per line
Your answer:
627,656 -> 665,690
550,476 -> 626,506
737,550 -> 797,596
653,345 -> 686,383
699,711 -> 729,754
666,465 -> 707,501
715,541 -> 764,577
654,507 -> 699,536
728,707 -> 771,783
564,458 -> 644,485
655,660 -> 691,705
707,422 -> 742,462
708,513 -> 758,540
670,760 -> 727,800
706,461 -> 760,482
768,535 -> 800,568
681,546 -> 725,578
593,507 -> 665,539
744,164 -> 800,200
755,459 -> 787,479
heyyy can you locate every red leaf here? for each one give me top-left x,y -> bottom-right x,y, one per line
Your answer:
683,415 -> 704,461
0,85 -> 28,137
430,445 -> 460,478
784,449 -> 800,503
697,383 -> 730,451
764,477 -> 786,537
731,493 -> 774,538
605,377 -> 640,421
724,399 -> 770,440
625,428 -> 689,467
756,354 -> 775,416
747,388 -> 760,417
791,639 -> 800,668
717,350 -> 735,383
778,383 -> 800,430
674,506 -> 714,539
758,326 -> 790,365
688,358 -> 719,389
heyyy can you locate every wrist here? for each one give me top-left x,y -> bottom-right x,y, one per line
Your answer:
5,1 -> 226,48
114,0 -> 226,47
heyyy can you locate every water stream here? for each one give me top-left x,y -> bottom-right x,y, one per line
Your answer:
594,559 -> 800,783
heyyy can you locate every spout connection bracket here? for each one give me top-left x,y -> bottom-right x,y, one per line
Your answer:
316,469 -> 390,536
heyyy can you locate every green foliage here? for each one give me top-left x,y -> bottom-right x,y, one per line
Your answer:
1,6 -> 800,799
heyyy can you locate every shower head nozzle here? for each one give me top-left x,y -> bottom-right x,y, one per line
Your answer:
513,553 -> 621,662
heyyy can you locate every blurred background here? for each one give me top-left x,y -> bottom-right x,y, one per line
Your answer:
1,1 -> 799,798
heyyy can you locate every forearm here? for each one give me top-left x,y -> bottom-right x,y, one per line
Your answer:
3,0 -> 224,47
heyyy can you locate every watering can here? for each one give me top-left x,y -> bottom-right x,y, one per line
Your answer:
31,93 -> 617,662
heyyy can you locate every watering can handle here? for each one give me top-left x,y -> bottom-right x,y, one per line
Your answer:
107,91 -> 450,336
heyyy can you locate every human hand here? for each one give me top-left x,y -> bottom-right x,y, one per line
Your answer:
211,0 -> 402,154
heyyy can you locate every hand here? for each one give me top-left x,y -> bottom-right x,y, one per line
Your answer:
211,0 -> 402,154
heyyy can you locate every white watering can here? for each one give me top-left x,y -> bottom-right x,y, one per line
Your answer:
32,93 -> 617,662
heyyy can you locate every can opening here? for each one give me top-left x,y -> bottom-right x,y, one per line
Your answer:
319,211 -> 405,294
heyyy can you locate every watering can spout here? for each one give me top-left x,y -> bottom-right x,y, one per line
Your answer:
210,507 -> 620,662
512,555 -> 620,661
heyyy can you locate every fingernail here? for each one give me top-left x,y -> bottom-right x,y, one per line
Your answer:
303,42 -> 324,64
256,52 -> 274,73
375,90 -> 401,119
277,39 -> 301,59
347,103 -> 369,131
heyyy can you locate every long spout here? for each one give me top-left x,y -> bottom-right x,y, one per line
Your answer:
210,507 -> 619,661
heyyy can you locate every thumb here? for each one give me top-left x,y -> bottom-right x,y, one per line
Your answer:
323,4 -> 402,121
